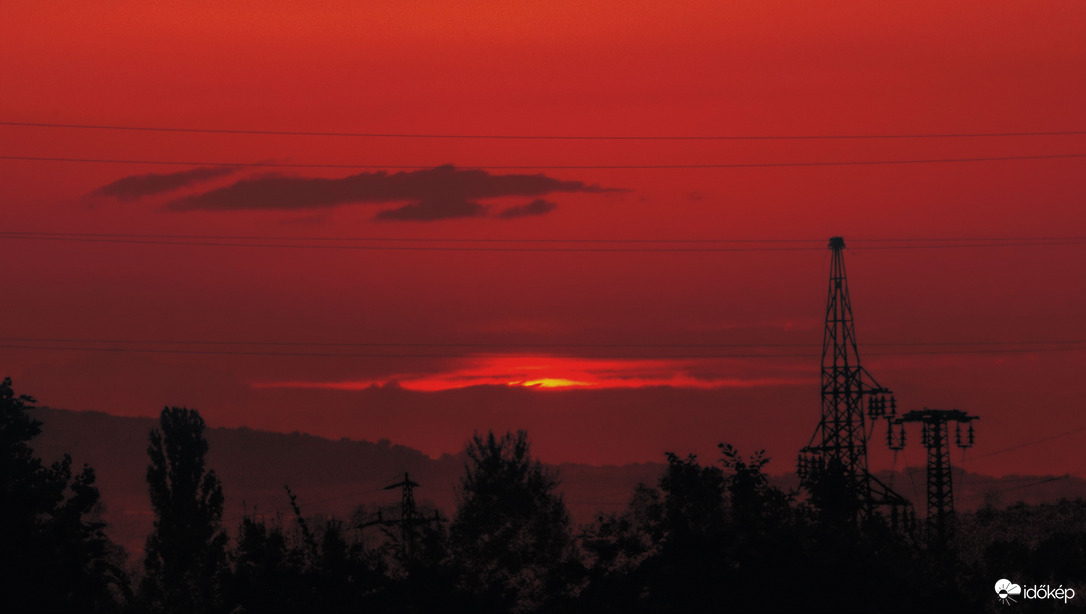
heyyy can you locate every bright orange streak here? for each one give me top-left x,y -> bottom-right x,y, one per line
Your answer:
250,355 -> 815,392
516,378 -> 595,388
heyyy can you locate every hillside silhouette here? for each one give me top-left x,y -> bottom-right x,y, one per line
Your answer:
3,383 -> 1084,612
30,407 -> 664,554
31,407 -> 1086,558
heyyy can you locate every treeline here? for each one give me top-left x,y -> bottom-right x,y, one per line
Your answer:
3,377 -> 1084,613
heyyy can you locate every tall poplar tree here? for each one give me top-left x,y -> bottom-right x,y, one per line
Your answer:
141,407 -> 227,614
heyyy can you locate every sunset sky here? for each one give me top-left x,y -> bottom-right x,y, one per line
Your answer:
2,1 -> 1085,477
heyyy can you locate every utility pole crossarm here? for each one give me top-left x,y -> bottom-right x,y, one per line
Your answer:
887,408 -> 979,542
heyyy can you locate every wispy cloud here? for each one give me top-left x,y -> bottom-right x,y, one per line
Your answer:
375,196 -> 488,221
92,166 -> 239,200
166,165 -> 611,221
497,199 -> 557,219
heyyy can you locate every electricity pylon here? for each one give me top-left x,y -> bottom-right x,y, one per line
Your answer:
358,472 -> 440,560
798,237 -> 911,526
887,409 -> 977,542
385,472 -> 421,556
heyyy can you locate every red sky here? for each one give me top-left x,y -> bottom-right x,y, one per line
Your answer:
2,1 -> 1085,477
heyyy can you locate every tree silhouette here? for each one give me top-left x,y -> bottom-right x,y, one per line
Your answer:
450,430 -> 579,613
227,515 -> 303,613
141,407 -> 227,614
641,452 -> 731,611
0,377 -> 126,612
581,446 -> 812,612
578,483 -> 662,613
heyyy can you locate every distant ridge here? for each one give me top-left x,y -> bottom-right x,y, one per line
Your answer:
29,407 -> 1086,556
30,407 -> 664,554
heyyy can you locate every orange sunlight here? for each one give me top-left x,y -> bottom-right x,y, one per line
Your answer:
514,378 -> 595,389
250,355 -> 814,393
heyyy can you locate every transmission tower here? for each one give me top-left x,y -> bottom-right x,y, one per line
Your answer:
385,472 -> 421,556
798,237 -> 911,525
887,409 -> 977,542
358,472 -> 440,559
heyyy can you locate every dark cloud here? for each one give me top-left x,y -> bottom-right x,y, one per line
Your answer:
497,199 -> 557,219
166,165 -> 610,221
92,166 -> 238,200
375,196 -> 488,221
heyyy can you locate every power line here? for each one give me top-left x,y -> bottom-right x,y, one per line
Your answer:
4,120 -> 1086,141
2,152 -> 1086,170
0,336 -> 1081,349
0,231 -> 824,244
0,234 -> 822,252
3,230 -> 1085,245
0,344 -> 811,358
856,241 -> 1086,250
2,233 -> 1084,252
1000,474 -> 1071,493
0,343 -> 1081,359
871,348 -> 1086,356
966,426 -> 1086,461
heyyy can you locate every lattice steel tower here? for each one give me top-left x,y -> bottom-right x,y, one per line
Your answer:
358,472 -> 440,560
798,237 -> 910,524
385,472 -> 421,557
887,409 -> 977,541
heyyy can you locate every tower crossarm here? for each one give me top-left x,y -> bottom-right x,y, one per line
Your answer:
888,408 -> 979,542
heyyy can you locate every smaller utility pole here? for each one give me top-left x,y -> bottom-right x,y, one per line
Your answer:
887,409 -> 978,543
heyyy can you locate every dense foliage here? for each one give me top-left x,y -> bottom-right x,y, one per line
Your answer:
2,377 -> 1084,612
0,377 -> 126,612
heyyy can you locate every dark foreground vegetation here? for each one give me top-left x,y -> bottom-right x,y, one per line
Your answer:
3,377 -> 1083,613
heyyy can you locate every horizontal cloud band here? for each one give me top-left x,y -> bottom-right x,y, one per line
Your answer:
162,165 -> 612,221
92,166 -> 239,200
